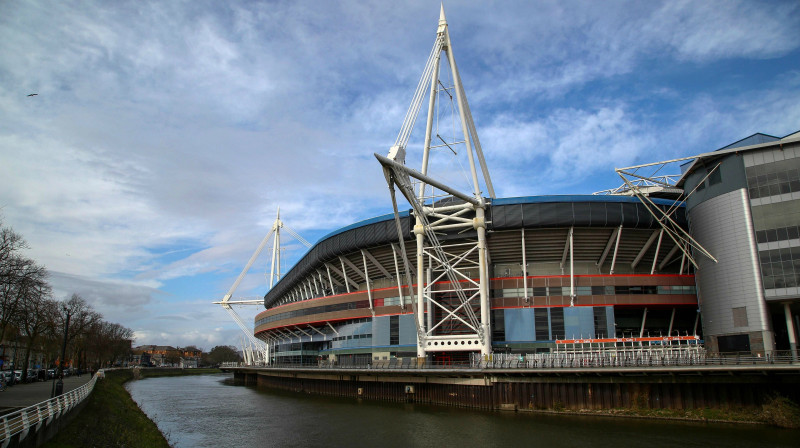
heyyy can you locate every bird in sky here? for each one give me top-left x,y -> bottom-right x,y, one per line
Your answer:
27,93 -> 38,97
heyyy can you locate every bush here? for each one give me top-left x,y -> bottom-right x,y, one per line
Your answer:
760,396 -> 800,429
44,370 -> 170,448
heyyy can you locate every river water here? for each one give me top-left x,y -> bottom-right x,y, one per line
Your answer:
125,373 -> 799,448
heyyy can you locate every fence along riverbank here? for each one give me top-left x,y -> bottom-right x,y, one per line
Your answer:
224,345 -> 800,423
0,372 -> 101,447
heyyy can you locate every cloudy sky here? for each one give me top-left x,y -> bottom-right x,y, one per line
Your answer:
1,0 -> 799,351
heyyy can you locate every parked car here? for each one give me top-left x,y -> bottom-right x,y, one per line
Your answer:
0,371 -> 12,384
46,369 -> 56,379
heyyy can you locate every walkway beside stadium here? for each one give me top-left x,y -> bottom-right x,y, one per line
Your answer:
0,376 -> 91,415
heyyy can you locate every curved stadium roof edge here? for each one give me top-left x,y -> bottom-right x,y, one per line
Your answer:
317,195 -> 683,245
263,195 -> 686,308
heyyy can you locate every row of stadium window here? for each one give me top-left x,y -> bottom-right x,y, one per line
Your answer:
331,333 -> 372,341
693,165 -> 722,191
755,226 -> 800,244
751,199 -> 800,243
745,156 -> 800,199
255,285 -> 696,327
759,246 -> 800,290
267,305 -> 691,350
496,285 -> 696,298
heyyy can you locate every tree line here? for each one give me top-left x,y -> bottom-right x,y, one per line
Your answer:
1,219 -> 134,380
139,344 -> 242,366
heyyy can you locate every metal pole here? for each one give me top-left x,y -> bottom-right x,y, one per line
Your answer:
522,228 -> 528,302
477,207 -> 492,355
610,227 -> 622,274
569,227 -> 575,306
639,307 -> 647,339
416,224 -> 426,358
9,337 -> 17,386
54,309 -> 70,397
426,265 -> 433,333
269,208 -> 281,288
419,38 -> 441,183
668,307 -> 676,335
784,302 -> 797,360
445,36 -> 482,198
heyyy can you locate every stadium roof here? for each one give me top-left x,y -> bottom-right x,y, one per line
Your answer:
263,195 -> 687,308
677,130 -> 800,186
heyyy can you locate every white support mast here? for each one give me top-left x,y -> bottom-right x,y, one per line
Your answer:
213,208 -> 312,365
376,6 -> 495,358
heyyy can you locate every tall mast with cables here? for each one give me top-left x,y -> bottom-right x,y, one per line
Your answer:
213,208 -> 311,365
377,6 -> 495,357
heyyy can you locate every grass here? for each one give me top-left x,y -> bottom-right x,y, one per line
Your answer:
530,396 -> 800,428
760,396 -> 800,429
45,368 -> 222,447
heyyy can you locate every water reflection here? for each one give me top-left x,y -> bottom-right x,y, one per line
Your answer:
126,374 -> 799,448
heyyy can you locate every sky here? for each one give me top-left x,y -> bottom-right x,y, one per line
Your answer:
1,0 -> 799,351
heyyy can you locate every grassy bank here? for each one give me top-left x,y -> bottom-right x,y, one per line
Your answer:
531,396 -> 800,428
45,368 -> 222,447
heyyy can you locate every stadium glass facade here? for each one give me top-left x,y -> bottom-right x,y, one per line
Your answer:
681,131 -> 800,354
254,196 -> 702,365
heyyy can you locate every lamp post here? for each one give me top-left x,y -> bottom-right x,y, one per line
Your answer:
51,305 -> 71,398
10,336 -> 18,386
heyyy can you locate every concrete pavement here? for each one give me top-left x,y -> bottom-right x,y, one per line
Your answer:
0,375 -> 93,415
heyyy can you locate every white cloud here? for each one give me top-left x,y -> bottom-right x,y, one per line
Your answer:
651,0 -> 800,61
1,0 -> 799,349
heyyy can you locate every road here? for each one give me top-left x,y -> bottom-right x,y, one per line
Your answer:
0,375 -> 93,415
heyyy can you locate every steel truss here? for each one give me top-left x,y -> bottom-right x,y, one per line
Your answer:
213,208 -> 311,365
376,6 -> 495,357
600,157 -> 719,270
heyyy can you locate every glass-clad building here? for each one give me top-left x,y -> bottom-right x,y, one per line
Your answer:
255,196 -> 700,365
681,131 -> 800,353
254,131 -> 800,363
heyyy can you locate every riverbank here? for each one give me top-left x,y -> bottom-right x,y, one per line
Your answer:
523,398 -> 800,429
44,368 -> 222,447
234,367 -> 800,429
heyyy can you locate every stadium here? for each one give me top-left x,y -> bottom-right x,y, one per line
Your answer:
254,195 -> 701,365
242,8 -> 798,366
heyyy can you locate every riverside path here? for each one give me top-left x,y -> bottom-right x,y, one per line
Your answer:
0,376 -> 92,415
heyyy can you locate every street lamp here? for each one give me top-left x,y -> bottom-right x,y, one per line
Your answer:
51,305 -> 71,398
10,335 -> 18,386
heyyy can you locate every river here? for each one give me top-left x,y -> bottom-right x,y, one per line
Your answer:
125,373 -> 799,448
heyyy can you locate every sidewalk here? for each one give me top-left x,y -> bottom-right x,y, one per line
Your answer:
0,376 -> 93,415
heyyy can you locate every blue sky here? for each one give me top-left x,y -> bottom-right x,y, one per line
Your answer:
1,0 -> 799,350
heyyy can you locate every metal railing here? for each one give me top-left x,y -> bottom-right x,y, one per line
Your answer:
477,349 -> 800,369
228,349 -> 800,371
0,371 -> 101,446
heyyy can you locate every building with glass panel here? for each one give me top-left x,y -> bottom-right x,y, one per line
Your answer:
252,130 -> 800,364
254,196 -> 700,365
680,130 -> 800,353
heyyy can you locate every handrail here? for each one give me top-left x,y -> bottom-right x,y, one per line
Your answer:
226,349 -> 800,371
0,371 -> 101,446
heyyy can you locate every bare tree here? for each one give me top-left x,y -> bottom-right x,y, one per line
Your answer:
1,254 -> 47,344
2,222 -> 136,375
1,254 -> 49,378
0,223 -> 28,338
85,321 -> 134,368
0,221 -> 27,266
52,294 -> 101,373
17,284 -> 57,381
